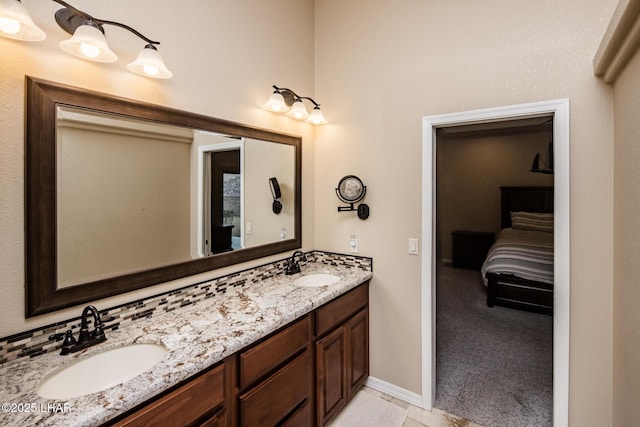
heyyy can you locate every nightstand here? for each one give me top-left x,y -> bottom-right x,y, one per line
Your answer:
451,230 -> 495,270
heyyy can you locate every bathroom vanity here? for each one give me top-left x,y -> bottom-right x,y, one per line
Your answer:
1,78 -> 372,426
111,283 -> 368,426
0,259 -> 371,427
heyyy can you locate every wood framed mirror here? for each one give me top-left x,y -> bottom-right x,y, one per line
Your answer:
25,76 -> 302,317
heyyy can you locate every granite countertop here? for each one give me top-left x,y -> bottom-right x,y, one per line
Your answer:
0,262 -> 372,427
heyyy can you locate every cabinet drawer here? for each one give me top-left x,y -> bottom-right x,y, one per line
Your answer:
239,315 -> 310,389
200,408 -> 226,427
316,283 -> 368,337
239,351 -> 311,427
113,363 -> 224,427
281,400 -> 311,427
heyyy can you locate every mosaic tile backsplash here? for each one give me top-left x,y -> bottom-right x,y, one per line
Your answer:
0,251 -> 372,366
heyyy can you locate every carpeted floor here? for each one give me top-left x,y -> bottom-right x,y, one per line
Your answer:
434,264 -> 553,427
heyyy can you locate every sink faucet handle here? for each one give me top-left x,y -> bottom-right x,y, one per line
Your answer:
92,325 -> 106,341
48,332 -> 66,342
92,315 -> 108,341
62,330 -> 77,347
49,330 -> 76,345
58,330 -> 77,355
48,330 -> 78,355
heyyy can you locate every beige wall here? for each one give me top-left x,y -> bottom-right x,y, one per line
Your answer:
314,1 -> 616,425
613,46 -> 640,425
436,130 -> 554,260
0,0 -> 316,334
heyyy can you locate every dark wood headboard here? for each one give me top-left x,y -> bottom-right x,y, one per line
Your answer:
500,186 -> 554,229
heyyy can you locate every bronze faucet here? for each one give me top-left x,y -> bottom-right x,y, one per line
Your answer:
49,305 -> 110,355
285,250 -> 307,275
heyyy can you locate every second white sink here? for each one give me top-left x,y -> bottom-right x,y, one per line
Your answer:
37,343 -> 167,399
293,273 -> 341,288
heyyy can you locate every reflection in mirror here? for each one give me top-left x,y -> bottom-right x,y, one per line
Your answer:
26,77 -> 301,316
56,107 -> 194,288
194,133 -> 295,257
201,140 -> 242,255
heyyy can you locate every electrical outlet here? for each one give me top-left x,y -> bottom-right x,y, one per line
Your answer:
280,227 -> 286,240
246,222 -> 252,235
350,234 -> 359,253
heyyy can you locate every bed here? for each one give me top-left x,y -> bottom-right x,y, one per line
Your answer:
481,186 -> 554,315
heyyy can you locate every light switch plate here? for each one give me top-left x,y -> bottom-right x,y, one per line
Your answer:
409,238 -> 419,255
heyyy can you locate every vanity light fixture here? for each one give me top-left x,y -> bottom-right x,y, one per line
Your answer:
0,0 -> 172,79
262,85 -> 327,125
0,0 -> 45,40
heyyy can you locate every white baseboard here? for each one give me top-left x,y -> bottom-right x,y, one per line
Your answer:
365,376 -> 423,408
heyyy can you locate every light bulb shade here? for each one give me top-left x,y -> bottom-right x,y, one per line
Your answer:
0,0 -> 45,41
127,45 -> 173,79
306,107 -> 327,125
262,92 -> 290,113
286,100 -> 310,120
60,22 -> 117,62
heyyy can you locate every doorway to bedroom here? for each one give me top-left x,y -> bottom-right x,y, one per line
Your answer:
421,99 -> 571,427
434,118 -> 554,426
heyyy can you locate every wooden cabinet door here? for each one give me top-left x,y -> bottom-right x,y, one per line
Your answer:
347,308 -> 369,398
316,325 -> 347,425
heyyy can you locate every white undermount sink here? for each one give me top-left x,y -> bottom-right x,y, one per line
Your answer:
37,343 -> 167,399
293,273 -> 341,288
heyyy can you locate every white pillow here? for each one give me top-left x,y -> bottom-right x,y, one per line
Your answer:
510,211 -> 553,233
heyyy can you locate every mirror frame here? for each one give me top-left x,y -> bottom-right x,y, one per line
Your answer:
25,76 -> 302,317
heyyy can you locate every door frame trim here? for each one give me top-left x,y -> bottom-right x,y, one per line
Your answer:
197,140 -> 245,256
421,99 -> 570,427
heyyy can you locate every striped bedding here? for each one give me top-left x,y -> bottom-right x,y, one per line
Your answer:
481,227 -> 554,286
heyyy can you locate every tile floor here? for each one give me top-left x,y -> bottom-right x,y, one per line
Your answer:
335,386 -> 482,427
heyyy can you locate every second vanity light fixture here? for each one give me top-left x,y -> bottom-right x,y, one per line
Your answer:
0,0 -> 172,79
262,85 -> 327,125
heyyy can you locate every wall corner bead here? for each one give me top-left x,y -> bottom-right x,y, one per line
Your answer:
593,0 -> 640,84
